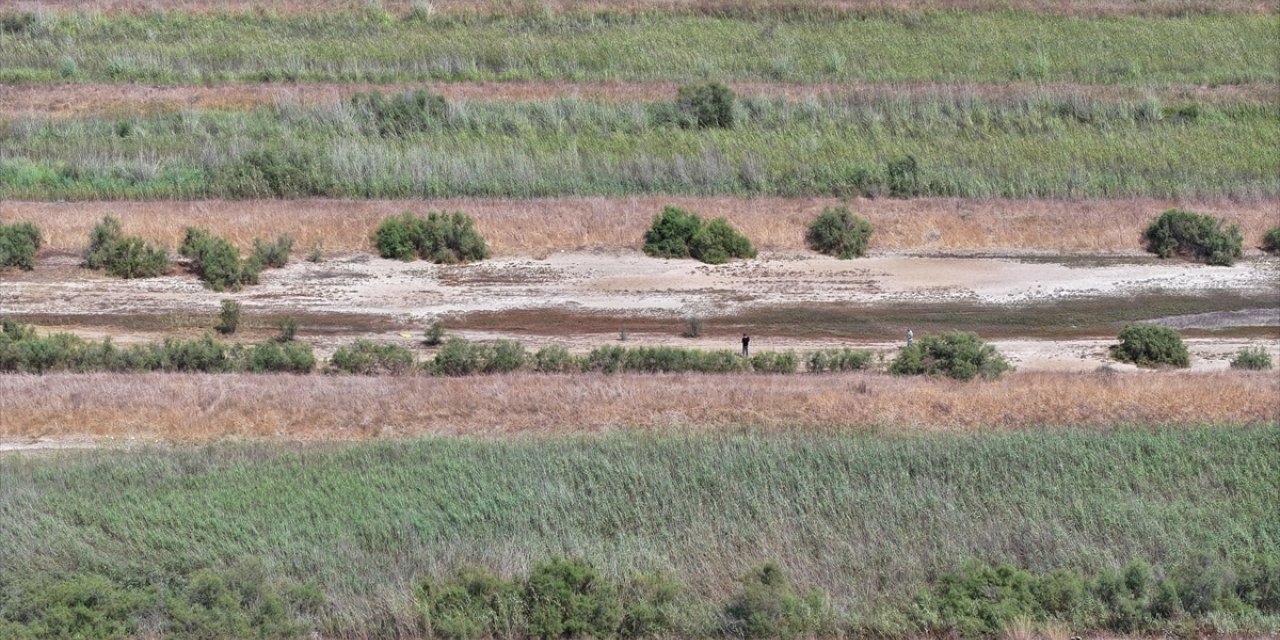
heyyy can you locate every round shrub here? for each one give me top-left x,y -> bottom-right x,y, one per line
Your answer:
1229,346 -> 1272,370
806,206 -> 874,259
643,206 -> 755,264
890,331 -> 1011,380
524,559 -> 621,639
1262,227 -> 1280,255
0,221 -> 42,270
675,81 -> 735,129
690,217 -> 756,264
374,211 -> 489,263
724,563 -> 831,640
1109,324 -> 1190,368
179,227 -> 260,292
1142,209 -> 1243,266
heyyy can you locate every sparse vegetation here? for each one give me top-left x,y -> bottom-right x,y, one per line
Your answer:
805,206 -> 873,258
215,299 -> 241,335
329,339 -> 416,375
1110,324 -> 1190,368
1229,346 -> 1272,370
0,221 -> 41,270
643,206 -> 755,264
252,233 -> 294,268
84,215 -> 169,278
1262,226 -> 1280,255
375,211 -> 489,263
890,331 -> 1011,380
1142,209 -> 1244,266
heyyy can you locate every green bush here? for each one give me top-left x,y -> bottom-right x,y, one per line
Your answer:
618,574 -> 681,639
642,206 -> 755,264
806,348 -> 874,373
1229,346 -> 1272,370
0,221 -> 42,270
0,574 -> 149,640
912,561 -> 1042,637
424,322 -> 446,346
84,216 -> 168,279
750,351 -> 799,374
524,559 -> 621,639
330,339 -> 416,375
805,206 -> 874,259
675,82 -> 735,129
427,338 -> 527,376
350,89 -> 449,137
252,234 -> 294,269
1142,209 -> 1243,266
1110,324 -> 1190,368
419,567 -> 524,640
585,345 -> 748,374
179,227 -> 260,291
244,340 -> 316,374
724,563 -> 831,640
1262,227 -> 1280,255
374,211 -> 489,263
886,155 -> 922,198
534,345 -> 581,373
223,146 -> 331,198
275,316 -> 298,343
215,300 -> 241,335
164,562 -> 314,640
889,332 -> 1010,380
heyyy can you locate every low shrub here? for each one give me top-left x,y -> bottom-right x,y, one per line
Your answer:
1262,227 -> 1280,255
350,89 -> 449,137
0,221 -> 41,270
675,82 -> 735,129
886,155 -> 922,198
682,316 -> 703,338
215,299 -> 241,335
1229,346 -> 1272,370
252,234 -> 294,268
585,345 -> 748,374
642,206 -> 754,264
275,316 -> 298,342
524,559 -> 622,639
0,574 -> 149,640
806,206 -> 874,259
889,332 -> 1010,380
1110,324 -> 1190,368
179,227 -> 260,291
750,351 -> 799,374
618,574 -> 682,639
84,216 -> 168,279
427,338 -> 527,376
724,563 -> 831,640
330,339 -> 416,375
806,348 -> 873,373
374,211 -> 489,263
419,567 -> 524,640
222,146 -> 331,198
424,322 -> 446,346
533,345 -> 580,373
244,340 -> 316,374
1142,209 -> 1243,266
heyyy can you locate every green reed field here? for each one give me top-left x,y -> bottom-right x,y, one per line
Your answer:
2,428 -> 1277,636
2,92 -> 1276,200
0,11 -> 1273,85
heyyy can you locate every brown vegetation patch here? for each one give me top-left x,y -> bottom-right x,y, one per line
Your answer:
2,371 -> 1275,441
9,0 -> 1274,17
2,82 -> 1273,118
5,196 -> 1278,256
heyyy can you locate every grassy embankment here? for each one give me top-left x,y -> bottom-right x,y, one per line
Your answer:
1,428 -> 1277,637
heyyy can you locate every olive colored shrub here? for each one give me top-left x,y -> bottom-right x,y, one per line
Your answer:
1110,324 -> 1190,368
806,206 -> 873,259
350,89 -> 449,137
642,206 -> 755,264
0,221 -> 41,270
424,322 -> 446,346
533,345 -> 581,373
724,563 -> 831,640
806,348 -> 874,373
0,574 -> 148,640
585,345 -> 747,374
524,559 -> 622,639
251,234 -> 294,269
244,340 -> 316,374
179,227 -> 261,292
275,316 -> 299,342
675,82 -> 735,129
750,351 -> 799,374
84,216 -> 168,279
329,339 -> 416,375
1262,227 -> 1280,255
886,155 -> 922,198
617,574 -> 682,639
890,332 -> 1010,380
222,146 -> 331,198
215,300 -> 241,335
419,567 -> 524,640
427,337 -> 527,376
1142,209 -> 1243,266
165,563 -> 313,640
374,211 -> 489,263
1229,346 -> 1272,370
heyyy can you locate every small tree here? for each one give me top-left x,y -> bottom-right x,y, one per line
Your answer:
806,206 -> 873,258
1142,209 -> 1243,266
890,331 -> 1011,380
1110,324 -> 1189,368
215,300 -> 241,335
676,82 -> 735,129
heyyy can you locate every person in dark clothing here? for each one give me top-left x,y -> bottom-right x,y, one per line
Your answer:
741,334 -> 750,357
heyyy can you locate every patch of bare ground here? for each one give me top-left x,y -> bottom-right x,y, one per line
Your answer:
4,197 -> 1278,256
2,82 -> 1273,118
1,371 -> 1275,442
9,0 -> 1274,17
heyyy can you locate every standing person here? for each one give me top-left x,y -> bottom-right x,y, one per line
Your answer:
742,333 -> 750,357
906,329 -> 914,347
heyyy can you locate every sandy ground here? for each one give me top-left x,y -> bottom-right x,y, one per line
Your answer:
4,251 -> 1277,372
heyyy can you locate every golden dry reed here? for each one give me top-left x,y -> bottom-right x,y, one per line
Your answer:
5,197 -> 1278,257
2,371 -> 1276,441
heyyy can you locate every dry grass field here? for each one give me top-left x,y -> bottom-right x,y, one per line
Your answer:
6,196 -> 1278,256
3,371 -> 1276,442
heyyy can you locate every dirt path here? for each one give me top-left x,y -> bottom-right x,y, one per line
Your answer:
3,81 -> 1273,118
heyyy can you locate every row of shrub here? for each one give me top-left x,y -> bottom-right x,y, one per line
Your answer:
0,318 -> 314,374
4,556 -> 1276,640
